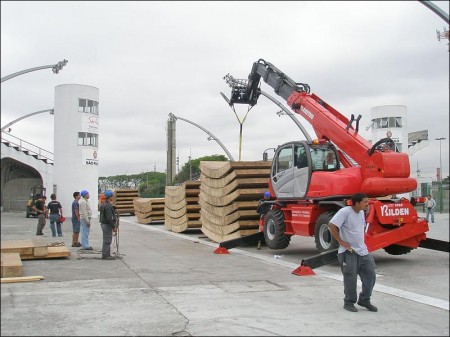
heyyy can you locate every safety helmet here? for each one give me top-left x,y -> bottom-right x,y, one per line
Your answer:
104,190 -> 114,198
264,191 -> 270,198
80,190 -> 89,197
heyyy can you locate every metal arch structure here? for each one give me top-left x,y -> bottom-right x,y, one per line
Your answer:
1,109 -> 54,132
418,1 -> 449,24
168,113 -> 235,162
1,59 -> 68,83
260,90 -> 313,142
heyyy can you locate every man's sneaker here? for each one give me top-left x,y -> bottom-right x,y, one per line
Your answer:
343,304 -> 358,312
102,256 -> 116,260
82,246 -> 93,250
357,300 -> 378,312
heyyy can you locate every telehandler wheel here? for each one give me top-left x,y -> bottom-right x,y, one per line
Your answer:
383,244 -> 413,255
263,209 -> 291,249
314,212 -> 339,253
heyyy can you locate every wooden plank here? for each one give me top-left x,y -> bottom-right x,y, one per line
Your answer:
20,246 -> 71,260
1,276 -> 44,284
1,239 -> 48,258
1,253 -> 23,278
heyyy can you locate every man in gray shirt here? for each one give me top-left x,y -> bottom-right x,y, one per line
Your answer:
328,193 -> 377,313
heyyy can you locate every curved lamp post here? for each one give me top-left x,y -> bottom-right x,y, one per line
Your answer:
1,59 -> 68,83
168,113 -> 235,161
1,109 -> 54,132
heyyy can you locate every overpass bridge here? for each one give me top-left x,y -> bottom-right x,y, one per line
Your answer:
1,131 -> 53,212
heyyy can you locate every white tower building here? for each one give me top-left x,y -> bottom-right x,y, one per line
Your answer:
54,84 -> 99,218
369,105 -> 408,153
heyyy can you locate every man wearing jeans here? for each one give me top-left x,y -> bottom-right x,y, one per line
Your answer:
99,190 -> 118,260
425,195 -> 436,223
33,195 -> 47,235
328,193 -> 377,313
79,190 -> 93,250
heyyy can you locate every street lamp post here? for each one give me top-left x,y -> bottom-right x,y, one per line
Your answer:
1,109 -> 54,132
1,59 -> 68,83
435,137 -> 446,213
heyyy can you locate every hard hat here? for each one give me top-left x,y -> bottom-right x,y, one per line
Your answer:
80,190 -> 89,197
59,216 -> 66,223
104,190 -> 114,198
264,191 -> 270,198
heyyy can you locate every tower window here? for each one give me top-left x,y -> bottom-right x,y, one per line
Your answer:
78,132 -> 99,147
78,98 -> 99,115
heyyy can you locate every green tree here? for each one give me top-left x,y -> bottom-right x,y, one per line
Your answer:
139,172 -> 166,197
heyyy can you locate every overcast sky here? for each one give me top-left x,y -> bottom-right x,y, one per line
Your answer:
1,1 -> 449,180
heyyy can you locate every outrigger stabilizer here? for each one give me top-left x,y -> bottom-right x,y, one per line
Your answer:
214,233 -> 449,276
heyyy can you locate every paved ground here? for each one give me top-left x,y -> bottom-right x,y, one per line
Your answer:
1,210 -> 449,336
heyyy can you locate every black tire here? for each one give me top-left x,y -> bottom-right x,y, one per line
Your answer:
263,209 -> 291,249
314,211 -> 339,253
383,244 -> 413,255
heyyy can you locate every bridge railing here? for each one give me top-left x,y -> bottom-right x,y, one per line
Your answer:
1,131 -> 54,164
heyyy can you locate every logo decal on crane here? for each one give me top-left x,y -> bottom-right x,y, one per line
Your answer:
300,106 -> 314,120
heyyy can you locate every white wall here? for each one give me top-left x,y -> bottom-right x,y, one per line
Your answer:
53,84 -> 99,218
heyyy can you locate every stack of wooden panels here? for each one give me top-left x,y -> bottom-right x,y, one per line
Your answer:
164,181 -> 201,233
133,198 -> 165,224
1,239 -> 71,278
199,161 -> 271,243
113,189 -> 139,215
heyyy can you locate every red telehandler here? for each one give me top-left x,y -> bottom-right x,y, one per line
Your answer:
217,59 -> 448,268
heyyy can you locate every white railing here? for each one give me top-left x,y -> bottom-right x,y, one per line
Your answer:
1,131 -> 53,164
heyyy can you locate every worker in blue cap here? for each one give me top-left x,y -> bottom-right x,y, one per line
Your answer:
99,190 -> 118,260
79,190 -> 93,250
257,191 -> 272,217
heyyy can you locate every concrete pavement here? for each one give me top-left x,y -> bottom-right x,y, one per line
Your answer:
1,211 -> 449,336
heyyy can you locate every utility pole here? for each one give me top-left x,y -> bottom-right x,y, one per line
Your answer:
189,148 -> 192,180
435,137 -> 446,213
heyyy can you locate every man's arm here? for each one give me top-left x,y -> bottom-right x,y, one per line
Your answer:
328,222 -> 351,250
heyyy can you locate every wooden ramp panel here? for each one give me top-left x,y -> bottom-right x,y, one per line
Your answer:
198,199 -> 258,217
113,189 -> 139,215
1,253 -> 23,278
200,169 -> 271,189
164,181 -> 201,233
199,161 -> 270,243
199,161 -> 271,179
133,197 -> 167,224
201,224 -> 259,243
